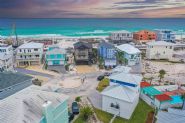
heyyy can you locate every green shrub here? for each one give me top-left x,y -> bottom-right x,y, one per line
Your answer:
75,96 -> 81,102
96,78 -> 110,92
81,106 -> 93,121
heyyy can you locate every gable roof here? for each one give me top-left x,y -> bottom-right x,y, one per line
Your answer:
74,41 -> 92,49
101,85 -> 138,103
116,44 -> 141,54
0,72 -> 33,90
0,85 -> 69,123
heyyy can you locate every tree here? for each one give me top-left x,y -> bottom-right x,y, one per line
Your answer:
158,69 -> 166,82
98,57 -> 104,69
116,51 -> 126,65
81,106 -> 93,121
149,77 -> 154,84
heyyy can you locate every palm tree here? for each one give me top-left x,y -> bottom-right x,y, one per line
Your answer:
158,69 -> 166,83
81,106 -> 93,121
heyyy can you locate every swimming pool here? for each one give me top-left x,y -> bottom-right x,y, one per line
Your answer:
170,95 -> 183,104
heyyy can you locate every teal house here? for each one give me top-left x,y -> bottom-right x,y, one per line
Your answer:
46,45 -> 67,66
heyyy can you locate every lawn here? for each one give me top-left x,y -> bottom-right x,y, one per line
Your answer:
96,78 -> 110,92
73,115 -> 85,123
94,99 -> 154,123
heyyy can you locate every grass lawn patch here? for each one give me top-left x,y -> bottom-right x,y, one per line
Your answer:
93,99 -> 154,123
94,107 -> 113,123
73,115 -> 85,123
96,78 -> 110,92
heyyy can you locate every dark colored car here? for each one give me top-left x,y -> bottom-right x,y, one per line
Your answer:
72,102 -> 79,114
68,111 -> 74,122
97,75 -> 104,81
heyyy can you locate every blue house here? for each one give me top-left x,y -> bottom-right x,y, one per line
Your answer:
46,45 -> 66,66
98,42 -> 117,68
155,29 -> 175,43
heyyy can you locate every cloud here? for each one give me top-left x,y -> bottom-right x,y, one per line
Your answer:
0,0 -> 185,18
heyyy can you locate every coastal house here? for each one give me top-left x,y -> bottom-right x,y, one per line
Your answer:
109,30 -> 133,45
155,29 -> 175,43
133,30 -> 156,44
101,85 -> 139,119
140,82 -> 184,109
31,39 -> 53,51
46,45 -> 66,66
0,85 -> 69,123
16,42 -> 44,66
146,41 -> 175,60
0,44 -> 14,72
98,41 -> 117,68
0,72 -> 33,99
74,41 -> 93,65
102,72 -> 142,119
116,44 -> 141,66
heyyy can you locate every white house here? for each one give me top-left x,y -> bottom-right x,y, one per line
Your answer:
101,85 -> 139,119
110,30 -> 133,45
101,72 -> 142,119
16,42 -> 44,66
0,44 -> 13,72
146,41 -> 175,60
116,44 -> 141,66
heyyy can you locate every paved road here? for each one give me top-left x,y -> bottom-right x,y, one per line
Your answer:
15,68 -> 54,78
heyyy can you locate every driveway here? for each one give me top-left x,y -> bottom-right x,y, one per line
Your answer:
15,68 -> 54,78
88,90 -> 102,109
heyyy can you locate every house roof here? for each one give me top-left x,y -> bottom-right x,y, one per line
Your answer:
109,72 -> 142,86
101,85 -> 138,103
147,41 -> 175,46
156,108 -> 185,123
142,86 -> 162,96
74,41 -> 92,49
99,41 -> 114,49
111,66 -> 131,74
18,42 -> 44,49
140,81 -> 151,88
0,85 -> 69,123
116,44 -> 141,54
46,48 -> 66,55
155,94 -> 172,102
135,30 -> 155,34
0,72 -> 33,90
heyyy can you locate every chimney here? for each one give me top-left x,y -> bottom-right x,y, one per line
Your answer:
42,101 -> 54,123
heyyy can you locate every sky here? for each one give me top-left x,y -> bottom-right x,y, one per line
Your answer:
0,0 -> 185,18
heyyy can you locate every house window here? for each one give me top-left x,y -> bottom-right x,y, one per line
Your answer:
20,49 -> 22,52
163,51 -> 165,54
170,46 -> 172,49
35,55 -> 39,57
166,46 -> 168,48
34,49 -> 38,51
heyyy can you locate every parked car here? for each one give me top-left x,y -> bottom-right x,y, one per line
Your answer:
68,111 -> 74,122
104,72 -> 111,76
97,75 -> 104,81
72,102 -> 79,114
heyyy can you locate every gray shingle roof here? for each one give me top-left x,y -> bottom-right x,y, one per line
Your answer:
0,72 -> 33,90
74,41 -> 92,49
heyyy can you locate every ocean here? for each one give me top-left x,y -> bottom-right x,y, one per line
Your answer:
0,18 -> 185,37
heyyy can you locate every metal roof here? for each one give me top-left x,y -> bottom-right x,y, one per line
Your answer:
18,42 -> 44,49
0,85 -> 69,123
0,72 -> 33,90
101,85 -> 138,103
142,86 -> 162,96
116,44 -> 141,54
